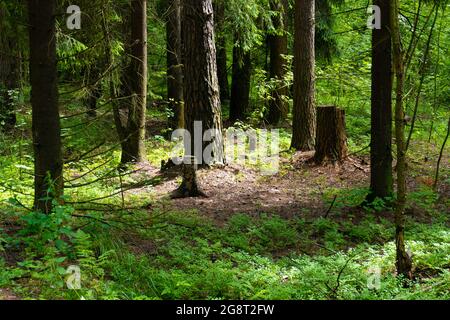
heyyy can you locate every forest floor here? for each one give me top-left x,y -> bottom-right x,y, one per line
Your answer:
0,111 -> 449,300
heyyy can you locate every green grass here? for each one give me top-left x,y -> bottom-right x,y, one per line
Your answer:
1,203 -> 448,300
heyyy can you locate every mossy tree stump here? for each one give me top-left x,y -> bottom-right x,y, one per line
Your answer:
314,106 -> 348,164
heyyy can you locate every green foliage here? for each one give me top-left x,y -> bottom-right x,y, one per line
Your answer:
18,204 -> 76,255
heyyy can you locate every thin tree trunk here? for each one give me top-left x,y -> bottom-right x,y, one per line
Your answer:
167,0 -> 184,131
266,0 -> 289,125
229,42 -> 251,122
391,0 -> 413,280
368,0 -> 393,202
117,0 -> 148,164
214,1 -> 230,101
433,117 -> 450,190
28,0 -> 63,213
0,5 -> 18,131
405,6 -> 438,152
291,0 -> 316,151
173,0 -> 224,198
86,66 -> 102,118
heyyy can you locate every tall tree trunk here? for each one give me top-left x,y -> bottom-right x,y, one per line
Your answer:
214,1 -> 229,101
116,0 -> 148,164
368,0 -> 393,202
28,0 -> 63,213
174,0 -> 224,198
291,0 -> 316,151
167,0 -> 184,131
0,5 -> 18,131
266,0 -> 289,125
229,43 -> 251,122
391,0 -> 413,280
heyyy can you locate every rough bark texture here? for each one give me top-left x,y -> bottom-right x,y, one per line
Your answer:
167,0 -> 184,131
229,43 -> 251,122
214,1 -> 229,101
115,0 -> 148,164
314,106 -> 348,164
368,0 -> 393,202
0,5 -> 18,131
291,0 -> 316,151
28,0 -> 63,213
391,0 -> 413,280
174,0 -> 224,197
266,0 -> 289,125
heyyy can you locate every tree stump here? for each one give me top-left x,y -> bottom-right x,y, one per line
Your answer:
314,106 -> 348,164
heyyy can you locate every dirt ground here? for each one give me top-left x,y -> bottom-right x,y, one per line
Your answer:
126,146 -> 448,226
147,152 -> 372,223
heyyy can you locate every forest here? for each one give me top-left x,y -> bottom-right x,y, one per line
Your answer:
0,0 -> 448,302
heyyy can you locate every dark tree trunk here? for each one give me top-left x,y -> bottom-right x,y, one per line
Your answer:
115,0 -> 148,164
167,0 -> 184,131
368,0 -> 393,202
86,67 -> 102,118
0,6 -> 18,131
266,0 -> 289,125
87,85 -> 101,118
291,0 -> 316,151
28,0 -> 63,213
314,106 -> 348,164
214,1 -> 229,101
174,0 -> 224,197
229,43 -> 251,122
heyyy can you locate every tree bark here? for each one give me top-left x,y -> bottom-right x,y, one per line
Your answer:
214,1 -> 230,101
433,117 -> 450,190
368,0 -> 393,202
174,0 -> 224,197
229,42 -> 251,122
28,0 -> 63,213
0,5 -> 18,131
116,0 -> 148,164
86,66 -> 102,118
167,0 -> 184,131
291,0 -> 316,151
266,0 -> 289,125
314,106 -> 348,164
391,0 -> 413,280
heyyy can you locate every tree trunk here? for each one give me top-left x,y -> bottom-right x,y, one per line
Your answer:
116,0 -> 148,164
28,0 -> 63,213
229,43 -> 251,122
266,0 -> 289,125
214,1 -> 230,101
368,0 -> 393,202
86,67 -> 102,118
391,0 -> 413,280
174,0 -> 224,197
0,5 -> 18,131
314,106 -> 348,164
433,117 -> 450,190
87,84 -> 101,118
167,0 -> 184,131
291,0 -> 316,151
